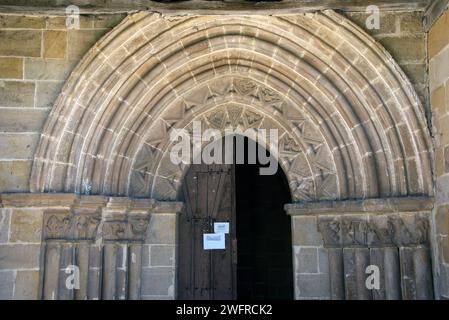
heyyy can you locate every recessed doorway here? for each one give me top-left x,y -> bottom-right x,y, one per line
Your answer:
236,150 -> 293,300
177,137 -> 293,300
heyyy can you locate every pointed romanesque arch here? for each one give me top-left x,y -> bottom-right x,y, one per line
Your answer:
31,11 -> 433,202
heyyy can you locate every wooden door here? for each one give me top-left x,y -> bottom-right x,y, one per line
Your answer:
178,163 -> 237,300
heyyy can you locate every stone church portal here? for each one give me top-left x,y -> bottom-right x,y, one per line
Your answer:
0,1 -> 448,300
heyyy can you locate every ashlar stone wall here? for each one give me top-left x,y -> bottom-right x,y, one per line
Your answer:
429,5 -> 449,300
0,13 -> 125,193
0,205 -> 42,299
344,11 -> 429,119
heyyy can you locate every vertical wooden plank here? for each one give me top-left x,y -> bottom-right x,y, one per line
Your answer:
128,244 -> 142,300
178,168 -> 197,299
343,248 -> 371,300
74,242 -> 90,300
102,243 -> 117,300
177,163 -> 236,300
328,248 -> 344,300
196,168 -> 211,299
211,168 -> 234,299
43,242 -> 61,300
209,169 -> 221,300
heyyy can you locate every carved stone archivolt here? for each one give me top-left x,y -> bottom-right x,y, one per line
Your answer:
30,11 -> 433,204
130,76 -> 338,202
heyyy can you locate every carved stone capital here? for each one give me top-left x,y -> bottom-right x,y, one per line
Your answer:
317,212 -> 431,248
43,210 -> 101,241
101,219 -> 127,241
72,213 -> 102,240
101,213 -> 150,242
38,196 -> 177,242
317,216 -> 341,247
341,215 -> 368,246
43,210 -> 73,240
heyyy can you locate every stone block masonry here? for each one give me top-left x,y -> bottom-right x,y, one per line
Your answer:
0,13 -> 126,193
429,5 -> 449,300
286,197 -> 435,300
0,206 -> 43,299
0,193 -> 182,300
344,11 -> 430,121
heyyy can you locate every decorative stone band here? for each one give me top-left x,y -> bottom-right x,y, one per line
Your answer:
0,193 -> 184,242
285,197 -> 433,247
285,197 -> 434,215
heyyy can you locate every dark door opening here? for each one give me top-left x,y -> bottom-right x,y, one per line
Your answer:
235,139 -> 294,300
177,136 -> 293,300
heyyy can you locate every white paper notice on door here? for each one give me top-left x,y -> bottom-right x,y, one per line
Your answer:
214,222 -> 229,234
203,233 -> 225,250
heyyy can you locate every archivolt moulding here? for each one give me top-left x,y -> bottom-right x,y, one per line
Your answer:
31,10 -> 433,201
